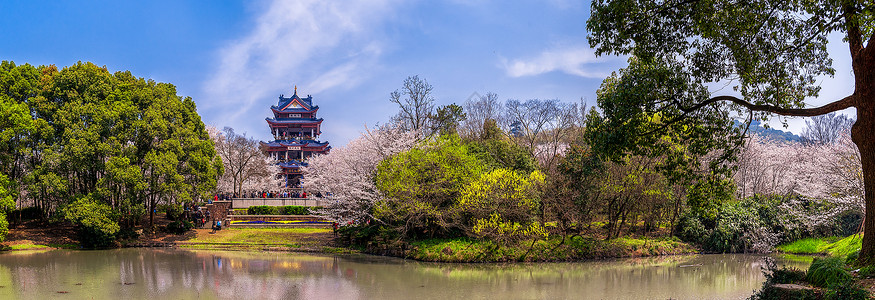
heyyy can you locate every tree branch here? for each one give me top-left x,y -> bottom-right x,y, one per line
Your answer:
682,94 -> 856,117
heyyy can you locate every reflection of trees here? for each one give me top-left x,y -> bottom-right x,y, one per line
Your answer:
0,249 -> 358,299
0,250 -> 809,299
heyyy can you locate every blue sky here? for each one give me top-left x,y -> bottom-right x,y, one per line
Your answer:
0,1 -> 856,146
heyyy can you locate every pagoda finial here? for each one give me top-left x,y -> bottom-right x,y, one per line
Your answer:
294,85 -> 297,95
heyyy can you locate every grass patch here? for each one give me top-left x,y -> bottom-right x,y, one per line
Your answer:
823,235 -> 862,258
183,228 -> 331,248
776,237 -> 839,254
3,242 -> 78,251
776,235 -> 862,258
7,243 -> 50,250
406,235 -> 697,262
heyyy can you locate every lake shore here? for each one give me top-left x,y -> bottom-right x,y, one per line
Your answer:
1,220 -> 704,262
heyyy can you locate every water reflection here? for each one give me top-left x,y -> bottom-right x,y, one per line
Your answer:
0,249 -> 809,300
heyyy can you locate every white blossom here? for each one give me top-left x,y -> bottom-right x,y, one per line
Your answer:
302,124 -> 419,224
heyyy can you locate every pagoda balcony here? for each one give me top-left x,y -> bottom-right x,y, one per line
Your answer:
273,135 -> 315,141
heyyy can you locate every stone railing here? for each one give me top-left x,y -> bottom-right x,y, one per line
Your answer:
231,198 -> 326,209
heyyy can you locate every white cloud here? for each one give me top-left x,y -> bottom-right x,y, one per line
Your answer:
202,0 -> 398,129
501,46 -> 617,78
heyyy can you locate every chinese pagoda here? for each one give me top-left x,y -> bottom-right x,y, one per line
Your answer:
261,86 -> 330,188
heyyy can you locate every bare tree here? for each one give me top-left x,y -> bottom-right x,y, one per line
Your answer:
390,75 -> 435,134
801,113 -> 855,145
210,127 -> 277,195
460,92 -> 502,138
505,99 -> 580,171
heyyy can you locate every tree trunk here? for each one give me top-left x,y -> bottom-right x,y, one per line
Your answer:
854,47 -> 875,264
149,194 -> 155,229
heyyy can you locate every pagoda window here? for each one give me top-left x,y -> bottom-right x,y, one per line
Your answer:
290,114 -> 301,118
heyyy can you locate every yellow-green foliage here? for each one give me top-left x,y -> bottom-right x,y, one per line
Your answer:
460,169 -> 547,243
375,135 -> 485,238
376,135 -> 483,205
458,169 -> 543,211
472,213 -> 549,240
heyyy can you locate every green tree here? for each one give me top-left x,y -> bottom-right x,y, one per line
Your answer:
375,135 -> 484,239
0,173 -> 16,241
431,103 -> 467,135
0,61 -> 222,236
588,0 -> 875,260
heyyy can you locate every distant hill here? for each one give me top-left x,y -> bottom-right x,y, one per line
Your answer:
733,120 -> 801,142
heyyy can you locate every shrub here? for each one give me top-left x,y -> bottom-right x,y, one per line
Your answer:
750,258 -> 820,300
281,206 -> 310,215
158,204 -> 183,221
63,195 -> 119,248
825,282 -> 869,300
246,206 -> 316,215
807,257 -> 851,288
163,220 -> 194,234
675,213 -> 707,245
247,206 -> 277,215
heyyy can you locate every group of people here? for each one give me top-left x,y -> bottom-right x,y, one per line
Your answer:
213,191 -> 322,200
183,202 -> 220,230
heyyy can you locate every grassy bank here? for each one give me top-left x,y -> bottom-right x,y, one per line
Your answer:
175,228 -> 349,252
776,235 -> 862,257
406,236 -> 698,262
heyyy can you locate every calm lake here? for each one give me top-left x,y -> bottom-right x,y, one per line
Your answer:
0,248 -> 810,299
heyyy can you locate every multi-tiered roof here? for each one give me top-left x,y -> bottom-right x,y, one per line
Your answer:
261,87 -> 330,188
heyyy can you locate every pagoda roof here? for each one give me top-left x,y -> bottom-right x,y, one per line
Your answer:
272,88 -> 316,112
271,106 -> 318,114
266,118 -> 324,125
261,140 -> 330,148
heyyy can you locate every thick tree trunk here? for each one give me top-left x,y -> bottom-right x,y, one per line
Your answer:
853,45 -> 875,264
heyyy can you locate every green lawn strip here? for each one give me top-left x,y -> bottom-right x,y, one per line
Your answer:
182,228 -> 331,247
776,237 -> 837,254
776,236 -> 862,257
4,242 -> 78,251
823,235 -> 862,257
407,236 -> 697,262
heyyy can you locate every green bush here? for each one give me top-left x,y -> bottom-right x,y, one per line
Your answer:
63,195 -> 120,249
248,206 -> 277,215
676,213 -> 707,245
246,205 -> 317,215
766,267 -> 807,284
750,258 -> 820,300
163,220 -> 194,234
825,282 -> 869,300
158,204 -> 184,221
807,257 -> 851,288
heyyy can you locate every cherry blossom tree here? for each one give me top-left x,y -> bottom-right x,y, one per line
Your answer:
733,131 -> 864,232
302,124 -> 418,224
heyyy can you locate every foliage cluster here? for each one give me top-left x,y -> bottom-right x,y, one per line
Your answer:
163,220 -> 194,235
374,134 -> 545,244
246,205 -> 319,215
678,195 -> 854,253
750,257 -> 869,300
0,61 -> 222,246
